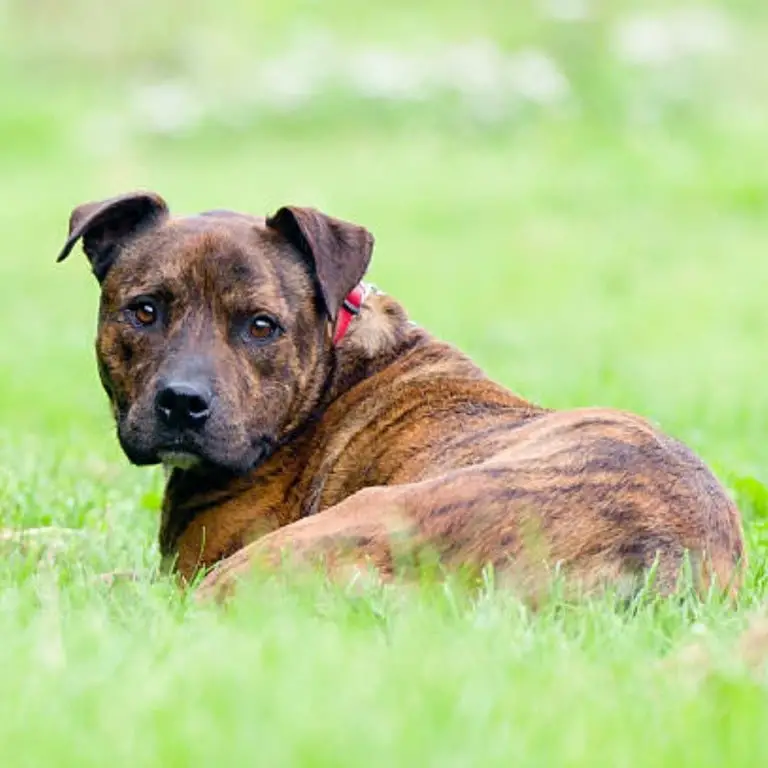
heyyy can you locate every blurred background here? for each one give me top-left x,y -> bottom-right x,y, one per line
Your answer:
2,1 -> 768,538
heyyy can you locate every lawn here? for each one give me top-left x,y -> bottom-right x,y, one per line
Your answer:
2,1 -> 768,764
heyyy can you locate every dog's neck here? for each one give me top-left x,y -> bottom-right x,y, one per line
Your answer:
323,286 -> 427,405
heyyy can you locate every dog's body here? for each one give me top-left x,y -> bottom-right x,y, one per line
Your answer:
57,192 -> 746,601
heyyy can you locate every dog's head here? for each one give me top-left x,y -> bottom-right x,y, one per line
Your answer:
57,191 -> 374,474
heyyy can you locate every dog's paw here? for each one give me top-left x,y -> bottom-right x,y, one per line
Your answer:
194,565 -> 241,604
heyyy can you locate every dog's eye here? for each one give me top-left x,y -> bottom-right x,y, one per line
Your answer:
248,315 -> 281,343
126,300 -> 158,328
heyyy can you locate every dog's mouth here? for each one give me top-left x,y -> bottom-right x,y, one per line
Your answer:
154,433 -> 206,470
154,435 -> 276,476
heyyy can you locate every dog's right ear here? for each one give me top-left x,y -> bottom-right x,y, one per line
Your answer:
56,191 -> 169,282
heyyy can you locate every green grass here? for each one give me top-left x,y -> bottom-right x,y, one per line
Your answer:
3,1 -> 768,764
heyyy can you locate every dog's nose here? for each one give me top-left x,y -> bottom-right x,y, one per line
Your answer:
155,382 -> 212,430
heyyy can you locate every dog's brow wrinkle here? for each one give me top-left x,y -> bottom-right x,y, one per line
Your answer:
229,261 -> 255,282
118,278 -> 168,299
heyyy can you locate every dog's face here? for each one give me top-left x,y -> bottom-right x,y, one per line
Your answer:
57,192 -> 374,474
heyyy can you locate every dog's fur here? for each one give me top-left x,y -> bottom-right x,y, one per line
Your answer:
57,191 -> 746,602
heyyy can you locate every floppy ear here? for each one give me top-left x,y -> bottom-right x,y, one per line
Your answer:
56,191 -> 169,282
266,206 -> 374,319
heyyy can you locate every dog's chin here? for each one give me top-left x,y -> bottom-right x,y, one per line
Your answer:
158,450 -> 202,472
119,431 -> 274,477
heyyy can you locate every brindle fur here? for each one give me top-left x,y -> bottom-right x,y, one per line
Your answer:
57,191 -> 746,602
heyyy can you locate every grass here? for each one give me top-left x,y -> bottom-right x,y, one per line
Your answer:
3,1 -> 768,764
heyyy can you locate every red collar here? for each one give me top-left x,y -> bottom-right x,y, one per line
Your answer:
332,284 -> 366,345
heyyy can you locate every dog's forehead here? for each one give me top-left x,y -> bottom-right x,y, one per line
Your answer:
108,212 -> 307,298
144,213 -> 287,269
166,211 -> 269,251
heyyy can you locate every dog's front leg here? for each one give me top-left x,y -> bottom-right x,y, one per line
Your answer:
195,486 -> 414,603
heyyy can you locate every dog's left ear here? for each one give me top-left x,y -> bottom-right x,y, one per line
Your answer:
266,206 -> 374,319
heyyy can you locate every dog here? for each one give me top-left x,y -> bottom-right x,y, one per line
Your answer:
56,191 -> 746,602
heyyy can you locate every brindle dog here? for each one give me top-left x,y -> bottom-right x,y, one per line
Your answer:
57,191 -> 746,602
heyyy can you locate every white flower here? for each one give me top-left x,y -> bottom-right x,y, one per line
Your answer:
253,31 -> 337,110
506,49 -> 570,105
130,81 -> 203,135
345,48 -> 432,101
614,7 -> 734,66
440,39 -> 508,98
541,0 -> 591,23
